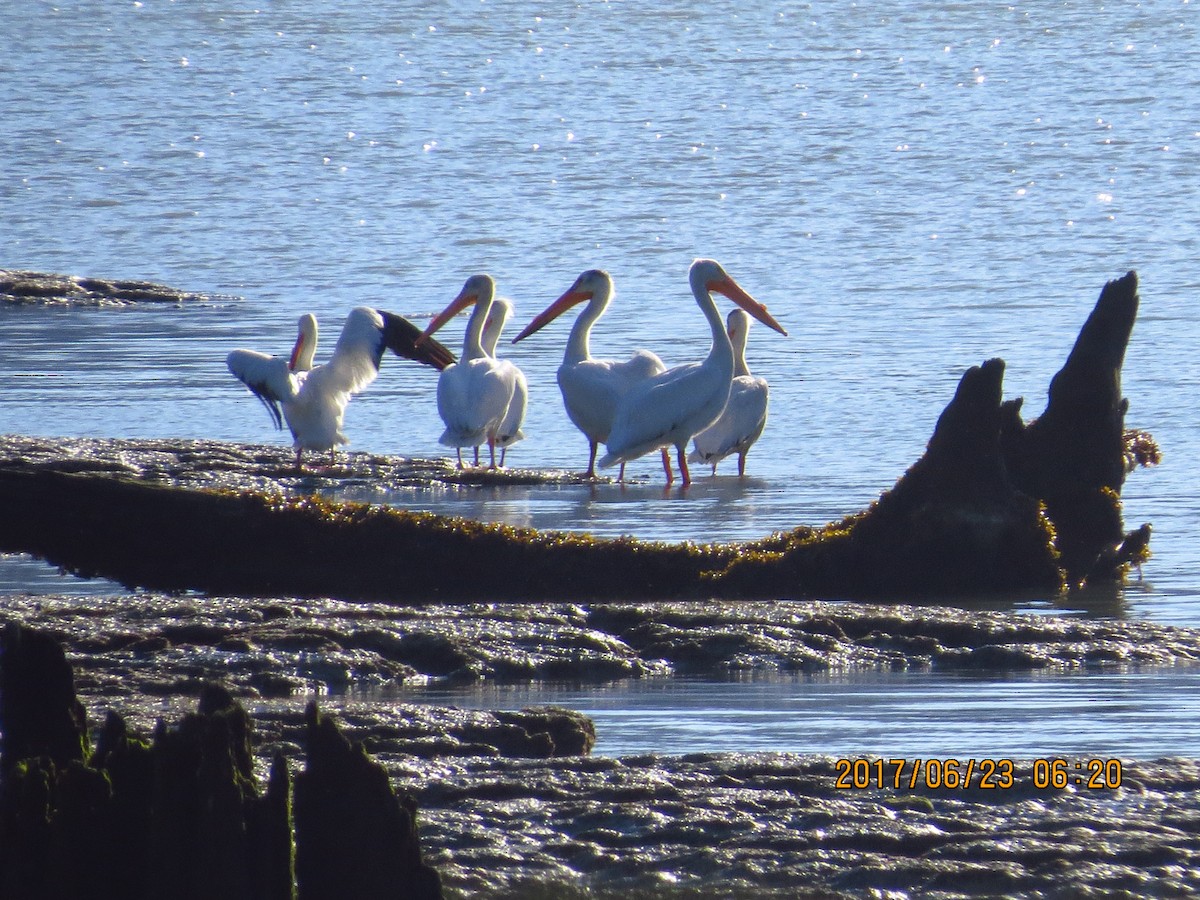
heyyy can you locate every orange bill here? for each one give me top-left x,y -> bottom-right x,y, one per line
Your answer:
419,288 -> 479,343
512,287 -> 591,343
708,275 -> 788,336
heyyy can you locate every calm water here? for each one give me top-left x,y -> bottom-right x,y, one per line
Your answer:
2,1 -> 1198,756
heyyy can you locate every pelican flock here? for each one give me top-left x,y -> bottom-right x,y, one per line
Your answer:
227,306 -> 455,470
512,268 -> 666,479
597,259 -> 787,486
227,259 -> 785,486
420,274 -> 524,469
689,308 -> 770,476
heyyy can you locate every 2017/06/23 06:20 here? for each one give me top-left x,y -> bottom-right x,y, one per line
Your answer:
834,757 -> 1124,791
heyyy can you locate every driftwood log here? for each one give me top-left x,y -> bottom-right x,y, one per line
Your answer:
0,272 -> 1155,602
0,623 -> 443,900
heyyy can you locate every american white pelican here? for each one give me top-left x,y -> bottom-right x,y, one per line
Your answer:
598,259 -> 787,486
420,274 -> 521,469
512,268 -> 666,479
481,296 -> 527,467
688,308 -> 769,476
227,306 -> 454,470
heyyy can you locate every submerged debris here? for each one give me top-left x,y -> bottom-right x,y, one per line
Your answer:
0,268 -> 223,306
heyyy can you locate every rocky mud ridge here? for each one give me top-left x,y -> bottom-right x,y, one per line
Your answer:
4,596 -> 1200,898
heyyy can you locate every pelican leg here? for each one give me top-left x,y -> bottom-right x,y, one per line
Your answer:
488,438 -> 497,469
500,446 -> 507,467
294,447 -> 304,472
586,441 -> 598,479
677,446 -> 691,487
456,448 -> 464,469
738,452 -> 747,477
473,446 -> 480,467
661,448 -> 674,485
618,461 -> 626,482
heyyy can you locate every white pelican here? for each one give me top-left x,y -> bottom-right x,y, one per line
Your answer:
420,274 -> 521,469
598,259 -> 787,486
512,268 -> 667,479
688,308 -> 769,476
227,306 -> 455,470
481,296 -> 527,467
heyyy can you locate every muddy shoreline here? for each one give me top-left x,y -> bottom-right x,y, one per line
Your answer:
4,590 -> 1199,897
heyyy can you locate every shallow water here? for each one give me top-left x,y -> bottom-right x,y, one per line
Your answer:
398,668 -> 1200,759
2,3 -> 1199,892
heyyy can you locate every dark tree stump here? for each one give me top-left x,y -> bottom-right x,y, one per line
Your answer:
0,625 -> 443,899
717,357 -> 1064,598
1001,271 -> 1144,583
294,702 -> 443,900
0,621 -> 89,773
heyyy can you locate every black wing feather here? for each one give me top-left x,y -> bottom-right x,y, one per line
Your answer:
378,310 -> 457,371
246,385 -> 284,430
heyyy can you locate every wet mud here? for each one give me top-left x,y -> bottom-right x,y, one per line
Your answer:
3,592 -> 1199,897
0,268 -> 228,306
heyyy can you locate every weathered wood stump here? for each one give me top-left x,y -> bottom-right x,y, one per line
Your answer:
721,271 -> 1152,597
295,703 -> 443,900
0,623 -> 442,900
1000,270 -> 1149,584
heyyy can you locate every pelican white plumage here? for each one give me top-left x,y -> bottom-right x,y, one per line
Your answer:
481,296 -> 527,466
512,268 -> 666,479
226,306 -> 455,470
420,274 -> 520,468
598,259 -> 787,486
688,308 -> 769,476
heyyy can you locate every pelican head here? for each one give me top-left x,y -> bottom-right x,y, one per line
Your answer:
689,258 -> 787,336
512,268 -> 613,343
420,273 -> 497,341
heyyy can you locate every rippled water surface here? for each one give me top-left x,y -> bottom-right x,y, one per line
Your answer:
2,0 -> 1199,763
397,668 -> 1200,758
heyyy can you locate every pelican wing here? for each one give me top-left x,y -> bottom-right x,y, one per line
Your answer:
326,308 -> 457,399
378,309 -> 457,370
616,349 -> 668,383
494,360 -> 527,447
226,349 -> 299,430
437,358 -> 514,447
690,376 -> 769,463
601,361 -> 730,465
559,353 -> 668,444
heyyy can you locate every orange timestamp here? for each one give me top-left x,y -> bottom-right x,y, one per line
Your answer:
834,757 -> 1123,791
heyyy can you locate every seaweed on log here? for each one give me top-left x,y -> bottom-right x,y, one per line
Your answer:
0,273 -> 1155,601
716,356 -> 1066,598
0,623 -> 442,900
0,468 -> 726,601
